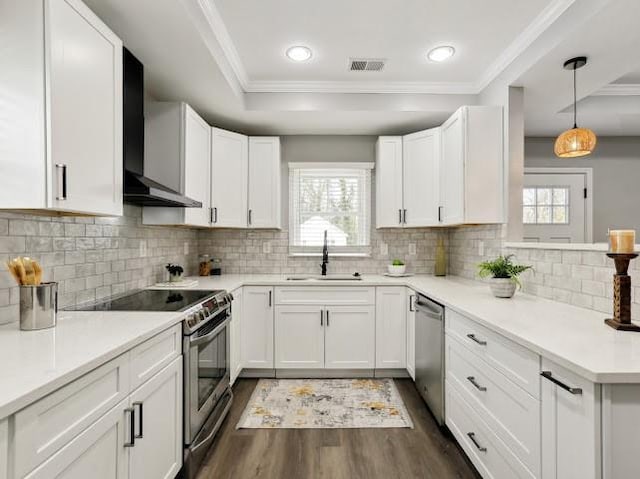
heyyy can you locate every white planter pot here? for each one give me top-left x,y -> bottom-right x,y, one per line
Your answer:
169,273 -> 183,283
388,264 -> 406,275
489,278 -> 517,298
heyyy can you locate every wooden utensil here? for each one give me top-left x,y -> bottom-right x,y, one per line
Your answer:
22,257 -> 35,286
33,260 -> 43,286
6,260 -> 21,285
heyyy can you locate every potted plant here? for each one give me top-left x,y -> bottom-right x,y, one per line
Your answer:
477,255 -> 532,298
388,259 -> 406,276
166,263 -> 184,283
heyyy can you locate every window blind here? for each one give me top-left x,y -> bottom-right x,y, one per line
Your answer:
289,163 -> 373,256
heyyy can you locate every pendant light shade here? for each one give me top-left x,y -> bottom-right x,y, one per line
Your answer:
554,127 -> 597,158
554,56 -> 597,158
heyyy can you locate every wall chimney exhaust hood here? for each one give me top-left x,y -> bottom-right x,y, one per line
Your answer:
122,47 -> 202,208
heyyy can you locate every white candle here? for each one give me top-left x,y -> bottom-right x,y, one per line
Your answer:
609,230 -> 636,254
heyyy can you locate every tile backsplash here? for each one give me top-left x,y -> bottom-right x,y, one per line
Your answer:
0,205 -> 198,324
197,228 -> 448,275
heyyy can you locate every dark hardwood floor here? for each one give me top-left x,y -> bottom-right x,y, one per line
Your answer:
197,378 -> 480,479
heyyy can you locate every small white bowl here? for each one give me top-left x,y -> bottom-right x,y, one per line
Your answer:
388,264 -> 406,275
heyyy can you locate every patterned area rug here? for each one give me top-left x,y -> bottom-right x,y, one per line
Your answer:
237,378 -> 413,429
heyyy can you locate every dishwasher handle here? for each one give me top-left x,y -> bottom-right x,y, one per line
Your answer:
415,300 -> 444,321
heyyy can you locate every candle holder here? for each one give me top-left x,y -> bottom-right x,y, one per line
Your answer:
605,253 -> 640,332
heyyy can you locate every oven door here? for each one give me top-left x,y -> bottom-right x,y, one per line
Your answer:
184,310 -> 230,444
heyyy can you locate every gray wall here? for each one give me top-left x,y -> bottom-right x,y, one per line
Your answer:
525,137 -> 640,242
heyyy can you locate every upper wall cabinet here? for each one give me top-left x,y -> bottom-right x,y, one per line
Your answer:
376,129 -> 440,228
440,106 -> 504,226
1,0 -> 123,216
143,102 -> 211,227
210,128 -> 249,228
248,137 -> 281,229
376,106 -> 503,228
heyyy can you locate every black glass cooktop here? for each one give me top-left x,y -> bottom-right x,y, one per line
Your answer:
71,289 -> 221,312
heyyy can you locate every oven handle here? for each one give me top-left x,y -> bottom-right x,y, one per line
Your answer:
189,317 -> 230,347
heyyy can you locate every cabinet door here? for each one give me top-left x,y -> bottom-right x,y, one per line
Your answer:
406,289 -> 416,381
230,288 -> 243,385
375,137 -> 404,228
248,137 -> 281,228
440,108 -> 465,225
129,357 -> 182,479
23,399 -> 128,479
275,305 -> 325,369
375,287 -> 407,368
0,419 -> 7,479
402,128 -> 440,227
211,128 -> 248,227
241,286 -> 274,368
541,358 -> 601,479
183,105 -> 212,227
325,305 -> 375,369
49,0 -> 123,216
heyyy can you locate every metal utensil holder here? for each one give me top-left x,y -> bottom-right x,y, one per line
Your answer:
19,282 -> 58,331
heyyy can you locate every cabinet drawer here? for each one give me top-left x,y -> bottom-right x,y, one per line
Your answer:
446,309 -> 540,398
446,336 -> 540,476
13,354 -> 130,478
130,324 -> 182,391
446,381 -> 535,479
275,286 -> 375,305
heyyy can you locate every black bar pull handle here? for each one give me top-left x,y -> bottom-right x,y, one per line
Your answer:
541,371 -> 583,395
133,401 -> 144,438
124,407 -> 136,447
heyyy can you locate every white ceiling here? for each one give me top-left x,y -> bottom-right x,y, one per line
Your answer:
214,0 -> 554,88
84,0 -> 640,136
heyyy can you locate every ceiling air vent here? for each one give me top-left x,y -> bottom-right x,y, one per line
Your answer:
349,58 -> 386,72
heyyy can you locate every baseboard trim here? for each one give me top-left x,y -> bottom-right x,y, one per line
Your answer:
238,368 -> 411,379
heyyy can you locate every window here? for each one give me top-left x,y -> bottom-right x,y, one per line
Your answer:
523,186 -> 570,224
289,162 -> 373,255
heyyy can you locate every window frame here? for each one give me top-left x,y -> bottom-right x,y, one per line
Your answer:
288,162 -> 374,257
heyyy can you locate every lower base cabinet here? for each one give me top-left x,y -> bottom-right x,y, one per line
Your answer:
274,305 -> 375,369
24,357 -> 182,479
230,288 -> 244,385
242,286 -> 274,369
406,289 -> 416,380
129,357 -> 183,479
541,358 -> 600,479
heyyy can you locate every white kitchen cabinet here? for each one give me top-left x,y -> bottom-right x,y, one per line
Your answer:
275,305 -> 325,369
375,137 -> 404,228
324,305 -> 376,369
1,0 -> 123,216
440,106 -> 504,225
406,289 -> 416,381
402,128 -> 441,227
375,287 -> 407,369
129,357 -> 182,479
241,286 -> 274,369
0,418 -> 7,479
375,130 -> 440,228
23,398 -> 129,479
230,288 -> 244,385
211,127 -> 249,228
541,358 -> 601,479
142,102 -> 211,227
248,137 -> 281,228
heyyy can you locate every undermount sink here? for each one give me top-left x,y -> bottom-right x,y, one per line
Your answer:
286,274 -> 362,281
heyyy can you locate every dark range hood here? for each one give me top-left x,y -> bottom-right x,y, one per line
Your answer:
122,48 -> 202,208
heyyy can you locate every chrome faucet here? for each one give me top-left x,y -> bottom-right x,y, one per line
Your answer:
321,230 -> 329,276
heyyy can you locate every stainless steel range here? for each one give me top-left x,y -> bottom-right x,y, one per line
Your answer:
69,288 -> 233,478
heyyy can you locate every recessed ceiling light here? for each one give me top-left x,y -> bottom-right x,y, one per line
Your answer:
427,46 -> 455,62
286,46 -> 312,62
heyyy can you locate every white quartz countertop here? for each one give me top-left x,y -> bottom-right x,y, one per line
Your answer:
181,274 -> 640,383
0,310 -> 183,419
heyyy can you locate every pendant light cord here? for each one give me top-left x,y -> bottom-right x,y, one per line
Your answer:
573,65 -> 577,129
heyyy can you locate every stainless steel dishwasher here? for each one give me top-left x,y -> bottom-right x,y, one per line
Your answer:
415,293 -> 445,425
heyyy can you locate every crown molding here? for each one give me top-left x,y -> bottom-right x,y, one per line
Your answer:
244,80 -> 478,95
198,0 -> 576,95
592,84 -> 640,96
194,0 -> 249,89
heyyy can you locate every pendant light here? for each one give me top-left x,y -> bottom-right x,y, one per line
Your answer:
554,56 -> 597,158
